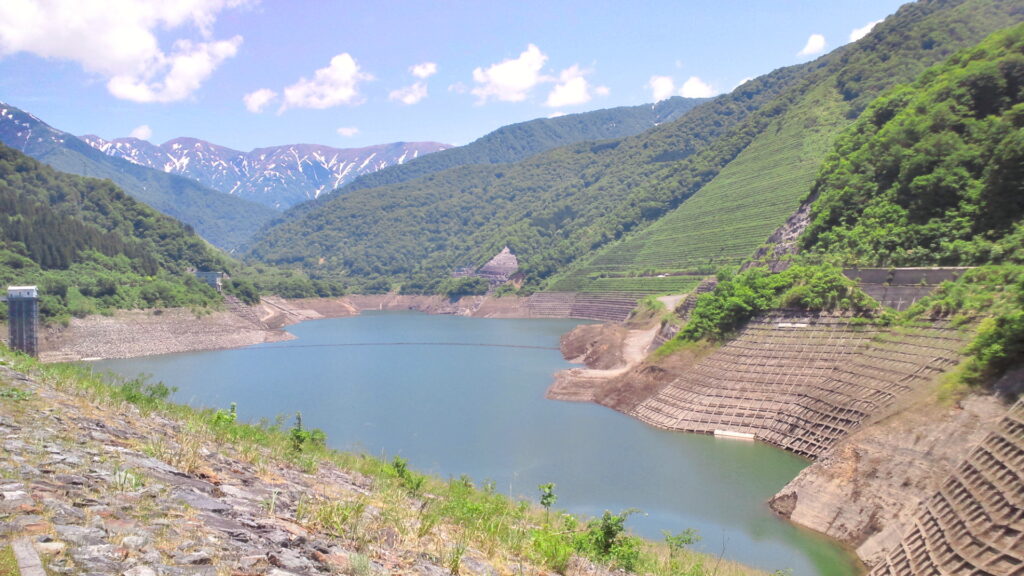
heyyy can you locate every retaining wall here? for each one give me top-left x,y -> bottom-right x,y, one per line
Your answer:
631,312 -> 968,458
868,399 -> 1023,576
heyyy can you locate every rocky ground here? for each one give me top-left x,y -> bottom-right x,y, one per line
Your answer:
1,361 -> 626,576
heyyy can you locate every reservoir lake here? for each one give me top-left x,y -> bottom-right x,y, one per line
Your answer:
94,312 -> 859,576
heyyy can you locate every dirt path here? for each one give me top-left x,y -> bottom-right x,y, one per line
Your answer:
547,323 -> 660,402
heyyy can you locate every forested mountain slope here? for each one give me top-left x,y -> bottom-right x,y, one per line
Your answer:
0,103 -> 276,251
339,96 -> 705,194
0,144 -> 233,321
249,0 -> 1023,293
249,62 -> 813,286
801,23 -> 1024,266
549,0 -> 1024,290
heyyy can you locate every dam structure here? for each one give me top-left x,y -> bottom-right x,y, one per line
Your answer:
6,286 -> 39,357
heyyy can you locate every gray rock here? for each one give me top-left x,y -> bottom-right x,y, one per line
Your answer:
123,567 -> 157,576
173,550 -> 213,565
269,548 -> 315,572
172,490 -> 230,512
54,524 -> 106,546
122,535 -> 149,550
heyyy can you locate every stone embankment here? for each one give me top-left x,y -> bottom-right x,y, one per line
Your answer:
866,399 -> 1023,575
630,311 -> 967,458
0,363 -> 618,576
567,308 -> 1022,573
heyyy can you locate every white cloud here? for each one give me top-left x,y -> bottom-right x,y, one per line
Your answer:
0,0 -> 246,102
544,65 -> 605,108
411,62 -> 438,79
849,20 -> 882,43
798,33 -> 827,57
649,75 -> 675,102
129,124 -> 152,140
548,111 -> 567,118
679,76 -> 716,98
471,44 -> 548,103
280,53 -> 373,111
336,126 -> 359,137
389,82 -> 428,105
243,88 -> 277,113
108,36 -> 242,103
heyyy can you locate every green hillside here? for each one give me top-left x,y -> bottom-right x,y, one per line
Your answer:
339,97 -> 706,194
0,103 -> 277,252
550,0 -> 1024,291
801,23 -> 1024,266
0,144 -> 233,321
249,0 -> 1023,295
249,61 -> 813,288
666,26 -> 1024,390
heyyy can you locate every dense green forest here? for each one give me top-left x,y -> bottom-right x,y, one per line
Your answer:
0,144 -> 231,321
0,102 -> 277,251
0,145 -> 345,322
339,96 -> 706,194
550,0 -> 1024,289
801,23 -> 1024,266
249,0 -> 1023,294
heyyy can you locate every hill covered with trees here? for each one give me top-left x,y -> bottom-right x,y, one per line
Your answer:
248,0 -> 1023,294
801,23 -> 1024,266
338,96 -> 706,194
0,144 -> 231,321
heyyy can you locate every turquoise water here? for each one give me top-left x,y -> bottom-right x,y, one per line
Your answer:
94,312 -> 858,576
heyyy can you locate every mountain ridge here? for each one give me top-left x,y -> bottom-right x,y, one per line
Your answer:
80,135 -> 449,209
0,102 -> 276,251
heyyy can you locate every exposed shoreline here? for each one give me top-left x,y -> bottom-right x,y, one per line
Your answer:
29,294 -> 533,363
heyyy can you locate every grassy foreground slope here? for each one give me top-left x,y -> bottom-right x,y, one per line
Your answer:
0,102 -> 277,251
551,0 -> 1024,291
0,348 -> 768,576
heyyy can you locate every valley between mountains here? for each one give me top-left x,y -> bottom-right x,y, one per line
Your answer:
2,1 -> 1024,575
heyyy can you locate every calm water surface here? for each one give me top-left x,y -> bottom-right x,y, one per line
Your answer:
95,312 -> 859,576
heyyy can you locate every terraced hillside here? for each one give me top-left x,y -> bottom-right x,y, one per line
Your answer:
631,311 -> 969,458
546,73 -> 851,289
868,399 -> 1023,576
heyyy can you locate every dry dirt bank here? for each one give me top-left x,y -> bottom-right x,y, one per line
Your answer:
27,294 -> 534,362
546,322 -> 665,404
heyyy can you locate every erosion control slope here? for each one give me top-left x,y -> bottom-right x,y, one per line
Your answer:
868,399 -> 1023,576
632,311 -> 968,458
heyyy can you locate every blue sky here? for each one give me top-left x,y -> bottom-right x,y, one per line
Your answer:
0,0 -> 908,151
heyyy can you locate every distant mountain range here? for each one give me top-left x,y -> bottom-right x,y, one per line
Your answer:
341,96 -> 706,193
80,136 -> 449,209
0,102 -> 276,251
